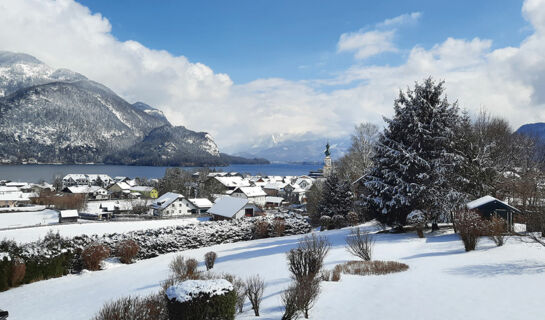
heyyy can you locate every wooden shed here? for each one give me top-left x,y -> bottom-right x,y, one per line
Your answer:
466,195 -> 521,225
58,210 -> 79,223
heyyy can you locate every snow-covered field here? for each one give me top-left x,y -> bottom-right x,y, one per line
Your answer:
0,209 -> 60,229
0,216 -> 205,243
2,222 -> 545,320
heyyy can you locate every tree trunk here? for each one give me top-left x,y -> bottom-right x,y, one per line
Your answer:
431,222 -> 439,231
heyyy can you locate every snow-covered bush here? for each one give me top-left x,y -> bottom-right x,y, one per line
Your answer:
166,279 -> 236,320
116,239 -> 139,264
407,210 -> 426,238
204,251 -> 217,271
346,211 -> 359,226
253,220 -> 270,239
453,210 -> 486,251
332,215 -> 347,229
273,218 -> 286,236
339,260 -> 409,276
81,243 -> 110,271
345,228 -> 374,261
169,255 -> 200,282
93,294 -> 167,320
319,215 -> 332,230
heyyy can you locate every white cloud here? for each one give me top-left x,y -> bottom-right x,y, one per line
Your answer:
0,0 -> 545,153
377,12 -> 422,28
337,30 -> 397,60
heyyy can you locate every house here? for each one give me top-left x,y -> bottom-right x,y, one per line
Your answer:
184,198 -> 213,214
58,210 -> 79,223
150,192 -> 193,216
208,196 -> 262,220
467,195 -> 521,225
265,196 -> 284,209
64,186 -> 109,200
230,186 -> 267,206
206,176 -> 251,193
86,174 -> 114,187
0,186 -> 31,208
130,186 -> 158,199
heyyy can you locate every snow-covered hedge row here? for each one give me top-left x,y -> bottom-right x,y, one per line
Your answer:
0,215 -> 311,290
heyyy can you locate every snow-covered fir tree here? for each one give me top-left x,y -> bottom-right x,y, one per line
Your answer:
318,173 -> 353,217
363,78 -> 463,226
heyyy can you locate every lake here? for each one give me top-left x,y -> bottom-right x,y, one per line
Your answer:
0,163 -> 323,183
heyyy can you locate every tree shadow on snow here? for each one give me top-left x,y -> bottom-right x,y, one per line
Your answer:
446,261 -> 545,277
401,249 -> 465,260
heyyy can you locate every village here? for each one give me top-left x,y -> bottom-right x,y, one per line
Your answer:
0,167 -> 322,229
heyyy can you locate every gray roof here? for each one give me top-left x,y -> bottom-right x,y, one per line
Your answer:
208,196 -> 248,218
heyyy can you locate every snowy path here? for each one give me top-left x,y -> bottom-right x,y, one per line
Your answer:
0,217 -> 204,243
1,223 -> 545,319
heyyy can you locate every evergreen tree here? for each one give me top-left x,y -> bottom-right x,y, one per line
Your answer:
363,78 -> 463,226
318,174 -> 353,217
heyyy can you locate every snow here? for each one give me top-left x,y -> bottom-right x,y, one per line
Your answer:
234,186 -> 267,197
0,252 -> 10,261
59,210 -> 78,218
2,222 -> 545,320
0,217 -> 202,243
0,209 -> 59,229
165,279 -> 233,303
208,197 -> 248,218
187,198 -> 213,209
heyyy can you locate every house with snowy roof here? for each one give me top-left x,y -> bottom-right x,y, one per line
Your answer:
130,186 -> 158,199
208,196 -> 262,220
467,195 -> 521,225
150,192 -> 197,216
58,210 -> 79,223
230,186 -> 267,206
205,176 -> 252,193
185,198 -> 214,214
64,185 -> 109,200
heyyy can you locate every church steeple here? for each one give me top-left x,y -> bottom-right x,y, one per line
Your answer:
323,142 -> 332,177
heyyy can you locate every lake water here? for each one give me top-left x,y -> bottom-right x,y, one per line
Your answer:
0,163 -> 323,183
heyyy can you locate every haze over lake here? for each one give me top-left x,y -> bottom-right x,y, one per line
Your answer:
0,163 -> 322,183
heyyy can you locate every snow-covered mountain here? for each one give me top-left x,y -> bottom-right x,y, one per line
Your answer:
236,135 -> 351,163
0,51 -> 224,165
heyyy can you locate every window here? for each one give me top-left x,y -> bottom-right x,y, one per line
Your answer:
245,208 -> 253,217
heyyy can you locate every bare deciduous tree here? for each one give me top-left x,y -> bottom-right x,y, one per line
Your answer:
246,275 -> 265,316
345,228 -> 374,261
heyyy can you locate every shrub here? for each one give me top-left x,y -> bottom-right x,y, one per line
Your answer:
486,217 -> 507,246
339,260 -> 409,276
281,283 -> 300,320
116,239 -> 139,264
254,220 -> 270,239
331,215 -> 347,229
294,278 -> 320,319
273,219 -> 286,236
10,257 -> 26,287
319,215 -> 332,231
81,243 -> 110,271
331,265 -> 342,282
204,251 -> 217,271
407,210 -> 426,238
319,269 -> 331,282
221,274 -> 246,314
345,228 -> 374,261
245,275 -> 265,316
346,212 -> 359,226
93,294 -> 167,320
453,210 -> 486,251
165,279 -> 236,320
169,255 -> 200,281
287,234 -> 330,282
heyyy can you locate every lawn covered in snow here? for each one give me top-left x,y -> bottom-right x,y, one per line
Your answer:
0,216 -> 206,243
0,209 -> 59,229
1,223 -> 545,320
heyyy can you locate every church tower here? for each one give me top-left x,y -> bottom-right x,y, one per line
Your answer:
323,142 -> 332,177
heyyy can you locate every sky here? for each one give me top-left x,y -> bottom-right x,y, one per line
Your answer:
0,0 -> 544,153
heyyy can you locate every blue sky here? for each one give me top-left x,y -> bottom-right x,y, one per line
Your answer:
78,0 -> 528,83
3,0 -> 544,152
